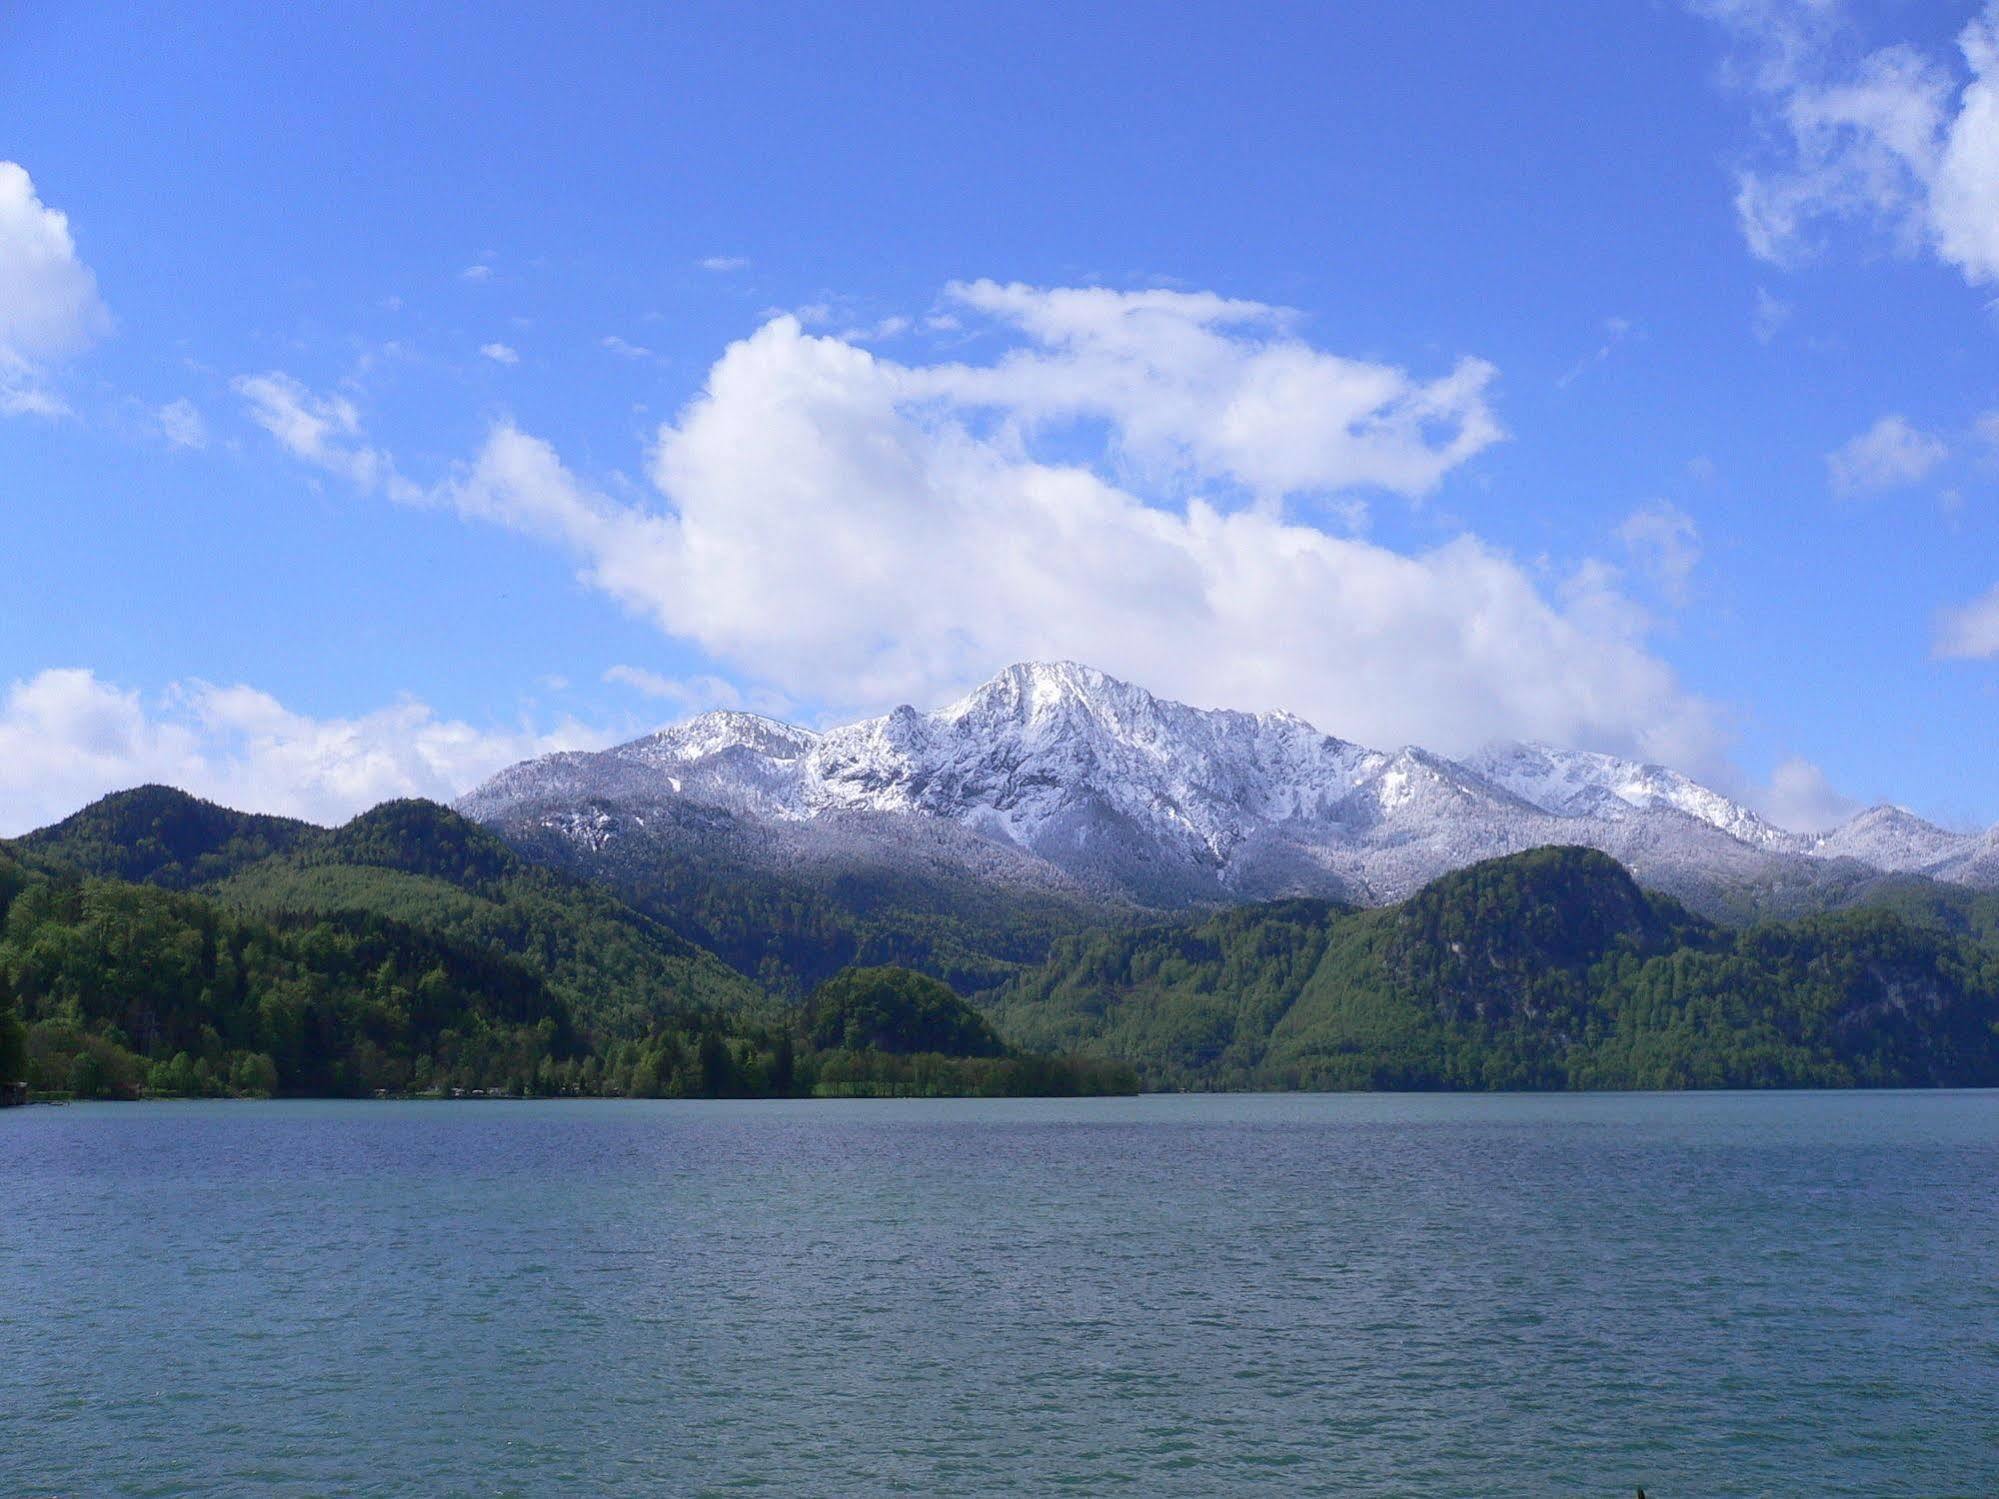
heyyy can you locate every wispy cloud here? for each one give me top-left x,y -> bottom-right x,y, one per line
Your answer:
1751,286 -> 1790,343
1826,413 -> 1947,497
1702,1 -> 1999,287
157,398 -> 207,449
233,371 -> 417,500
1556,316 -> 1637,388
699,255 -> 750,272
1617,500 -> 1702,605
1935,581 -> 1999,660
480,342 -> 519,365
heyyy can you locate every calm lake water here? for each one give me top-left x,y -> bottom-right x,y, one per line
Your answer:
4,1092 -> 1996,1496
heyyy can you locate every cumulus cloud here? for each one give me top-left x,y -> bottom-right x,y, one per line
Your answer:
0,668 -> 611,835
1705,1 -> 1999,286
410,295 -> 1722,767
480,342 -> 519,365
460,263 -> 494,282
1617,500 -> 1703,604
0,162 -> 111,417
238,284 -> 1723,767
1826,413 -> 1948,495
600,334 -> 651,359
1935,580 -> 1999,658
1757,754 -> 1863,833
924,281 -> 1502,504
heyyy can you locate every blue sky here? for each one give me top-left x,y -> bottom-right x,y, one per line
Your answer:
1,0 -> 1996,833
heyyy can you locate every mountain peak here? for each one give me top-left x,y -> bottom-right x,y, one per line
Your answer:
942,660 -> 1145,724
456,661 -> 1996,912
625,709 -> 820,764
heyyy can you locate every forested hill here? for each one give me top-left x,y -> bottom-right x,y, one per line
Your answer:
0,790 -> 769,1098
991,846 -> 1999,1091
0,840 -> 581,1099
16,784 -> 316,888
207,798 -> 766,1032
0,793 -> 1134,1101
8,788 -> 1999,1099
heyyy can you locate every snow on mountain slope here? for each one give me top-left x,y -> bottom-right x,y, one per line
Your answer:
459,661 -> 1996,909
1927,825 -> 1999,888
1804,804 -> 1977,873
1461,742 -> 1791,849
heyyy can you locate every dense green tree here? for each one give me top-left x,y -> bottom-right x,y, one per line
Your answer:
0,966 -> 25,1087
11,788 -> 1994,1102
14,784 -> 314,888
806,966 -> 1006,1056
996,847 -> 1999,1092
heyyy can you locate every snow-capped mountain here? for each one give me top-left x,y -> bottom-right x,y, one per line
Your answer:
1460,742 -> 1792,850
1802,804 -> 1978,873
459,661 -> 1994,914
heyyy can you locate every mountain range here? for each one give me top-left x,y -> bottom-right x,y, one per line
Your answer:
9,783 -> 1999,1098
460,661 -> 1999,936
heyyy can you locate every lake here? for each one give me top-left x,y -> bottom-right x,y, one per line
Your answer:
4,1092 -> 1995,1495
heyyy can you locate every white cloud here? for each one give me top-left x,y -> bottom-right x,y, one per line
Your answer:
460,263 -> 494,283
1757,754 -> 1863,833
1752,286 -> 1791,342
600,334 -> 651,359
480,341 -> 519,365
1617,500 -> 1703,604
925,281 -> 1502,504
233,371 -> 418,500
157,398 -> 207,450
840,315 -> 911,342
1935,580 -> 1999,658
1826,413 -> 1948,495
1707,2 -> 1999,286
0,382 -> 72,419
1556,316 -> 1637,388
699,255 -> 750,272
0,162 -> 111,418
1977,407 -> 1999,453
0,668 -> 611,835
419,295 -> 1720,768
236,284 -> 1720,768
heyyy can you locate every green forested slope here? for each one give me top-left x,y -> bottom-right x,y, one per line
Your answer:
209,799 -> 768,1032
0,796 -> 1132,1101
492,809 -> 1117,1001
994,847 -> 1999,1090
0,842 -> 579,1097
15,784 -> 315,888
11,789 -> 1998,1100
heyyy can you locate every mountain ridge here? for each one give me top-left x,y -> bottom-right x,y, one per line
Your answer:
460,661 -> 1994,921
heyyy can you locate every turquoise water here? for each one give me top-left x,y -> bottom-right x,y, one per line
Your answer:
4,1092 -> 1995,1496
